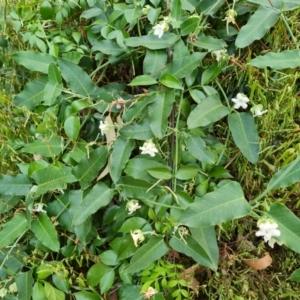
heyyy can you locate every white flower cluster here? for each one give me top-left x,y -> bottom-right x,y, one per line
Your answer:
256,220 -> 281,248
231,93 -> 249,109
99,121 -> 110,135
142,286 -> 158,299
126,200 -> 142,215
231,93 -> 268,117
213,49 -> 228,62
153,22 -> 168,38
139,140 -> 158,157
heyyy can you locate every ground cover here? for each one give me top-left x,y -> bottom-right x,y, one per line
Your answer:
1,0 -> 300,299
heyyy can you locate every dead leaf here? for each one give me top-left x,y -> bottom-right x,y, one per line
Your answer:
180,264 -> 202,292
105,115 -> 116,146
242,253 -> 272,270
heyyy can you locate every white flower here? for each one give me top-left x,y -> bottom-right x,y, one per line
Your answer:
0,288 -> 7,299
99,121 -> 110,135
140,140 -> 158,157
142,286 -> 158,299
126,200 -> 142,215
32,203 -> 46,213
213,50 -> 228,62
130,229 -> 145,247
231,93 -> 249,109
9,283 -> 17,293
153,22 -> 168,38
251,104 -> 268,117
256,220 -> 281,248
224,9 -> 237,25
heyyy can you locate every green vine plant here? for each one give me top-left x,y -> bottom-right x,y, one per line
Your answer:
1,0 -> 300,299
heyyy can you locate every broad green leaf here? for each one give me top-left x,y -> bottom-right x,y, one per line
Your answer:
33,165 -> 77,196
267,156 -> 300,191
92,40 -> 125,56
74,291 -> 102,300
74,218 -> 91,246
52,273 -> 70,293
122,94 -> 157,122
143,49 -> 167,77
149,90 -> 175,138
99,250 -> 119,266
266,203 -> 300,253
183,133 -> 215,164
0,214 -> 27,249
159,73 -> 183,90
173,39 -> 190,59
64,116 -> 80,140
110,137 -> 135,182
13,76 -> 48,110
190,226 -> 219,271
124,7 -> 143,25
181,0 -> 198,12
72,147 -> 108,190
31,213 -> 60,252
44,282 -> 65,300
120,119 -> 154,140
147,167 -> 173,180
48,62 -> 62,83
146,7 -> 161,24
32,282 -> 46,300
179,181 -> 251,227
44,63 -> 63,105
192,36 -> 227,51
36,264 -> 53,280
171,0 -> 181,19
12,51 -> 56,73
124,158 -> 169,183
187,94 -> 229,128
201,63 -> 222,85
169,234 -> 215,270
123,236 -> 169,273
15,270 -> 34,300
0,175 -> 32,196
73,183 -> 114,226
247,0 -> 282,9
87,263 -> 111,287
235,6 -> 280,48
118,285 -> 144,300
249,50 -> 300,69
0,195 -> 21,213
119,176 -> 164,201
58,59 -> 98,96
125,33 -> 180,49
175,166 -> 199,180
199,0 -> 225,15
100,269 -> 115,293
43,81 -> 63,106
228,112 -> 259,164
117,235 -> 138,260
165,52 -> 207,79
289,269 -> 300,282
22,136 -> 63,157
128,75 -> 157,86
119,218 -> 148,233
180,17 -> 199,36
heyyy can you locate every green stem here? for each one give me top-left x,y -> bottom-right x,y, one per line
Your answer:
216,128 -> 230,166
172,94 -> 183,192
215,79 -> 230,108
280,13 -> 298,48
144,199 -> 184,210
0,228 -> 28,271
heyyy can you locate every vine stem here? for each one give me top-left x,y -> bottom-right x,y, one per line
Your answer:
280,13 -> 298,49
144,199 -> 184,210
0,228 -> 28,271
